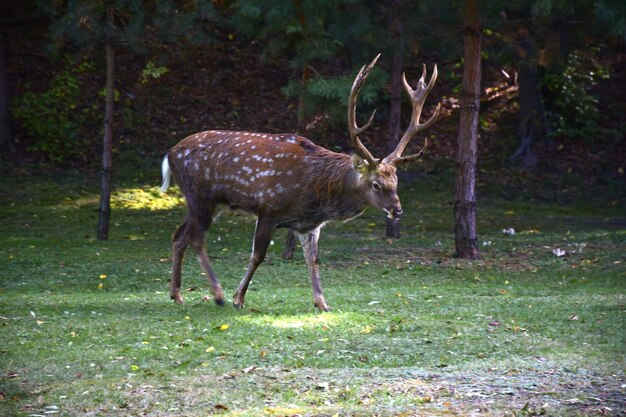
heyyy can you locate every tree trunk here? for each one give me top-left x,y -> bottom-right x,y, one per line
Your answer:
0,34 -> 14,152
97,2 -> 115,241
386,16 -> 404,239
508,36 -> 545,168
454,0 -> 480,259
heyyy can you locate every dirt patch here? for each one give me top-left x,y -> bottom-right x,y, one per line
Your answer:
123,366 -> 625,416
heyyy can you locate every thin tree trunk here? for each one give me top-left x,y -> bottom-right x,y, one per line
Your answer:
454,0 -> 481,259
386,16 -> 404,239
508,38 -> 543,168
282,0 -> 310,259
0,34 -> 14,152
97,2 -> 115,240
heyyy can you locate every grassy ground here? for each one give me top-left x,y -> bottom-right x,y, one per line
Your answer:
0,171 -> 624,416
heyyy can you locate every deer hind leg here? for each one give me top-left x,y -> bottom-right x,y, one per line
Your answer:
298,226 -> 330,312
233,217 -> 275,309
170,219 -> 190,304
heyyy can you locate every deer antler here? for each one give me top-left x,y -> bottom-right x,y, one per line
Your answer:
348,54 -> 381,167
383,64 -> 441,165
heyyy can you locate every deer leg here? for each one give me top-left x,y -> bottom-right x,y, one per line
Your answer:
297,226 -> 330,312
170,220 -> 190,304
233,218 -> 275,309
189,219 -> 225,306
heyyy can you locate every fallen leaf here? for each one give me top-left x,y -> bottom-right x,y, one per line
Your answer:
217,324 -> 229,331
568,314 -> 579,321
243,365 -> 256,374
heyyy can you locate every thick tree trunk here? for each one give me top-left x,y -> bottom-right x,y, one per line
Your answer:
97,3 -> 115,241
454,0 -> 481,259
0,34 -> 14,152
386,16 -> 404,239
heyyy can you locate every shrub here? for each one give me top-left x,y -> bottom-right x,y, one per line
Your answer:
11,59 -> 98,163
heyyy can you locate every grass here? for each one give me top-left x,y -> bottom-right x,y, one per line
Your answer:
0,171 -> 624,416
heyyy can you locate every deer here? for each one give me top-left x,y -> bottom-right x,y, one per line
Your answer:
160,54 -> 441,311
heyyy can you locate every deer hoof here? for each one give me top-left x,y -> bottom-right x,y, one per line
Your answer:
214,297 -> 225,307
314,303 -> 331,312
171,294 -> 184,304
233,303 -> 244,310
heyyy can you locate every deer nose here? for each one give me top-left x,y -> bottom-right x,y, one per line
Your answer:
392,208 -> 403,218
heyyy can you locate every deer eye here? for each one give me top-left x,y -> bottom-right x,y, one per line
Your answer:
371,181 -> 382,192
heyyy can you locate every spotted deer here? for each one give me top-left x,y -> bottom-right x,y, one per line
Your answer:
160,55 -> 440,311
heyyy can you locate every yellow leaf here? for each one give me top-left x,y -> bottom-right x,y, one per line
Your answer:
99,274 -> 107,279
264,406 -> 305,415
361,325 -> 373,334
97,283 -> 104,289
206,346 -> 215,353
218,324 -> 229,331
130,365 -> 139,372
184,316 -> 191,320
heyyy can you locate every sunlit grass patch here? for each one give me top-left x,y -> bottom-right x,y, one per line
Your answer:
239,311 -> 345,329
111,186 -> 185,210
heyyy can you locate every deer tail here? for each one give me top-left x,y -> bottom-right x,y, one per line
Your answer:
160,155 -> 171,193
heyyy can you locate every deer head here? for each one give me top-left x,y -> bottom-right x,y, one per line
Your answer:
348,54 -> 441,219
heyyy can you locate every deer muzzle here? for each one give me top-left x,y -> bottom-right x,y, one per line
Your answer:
383,207 -> 403,220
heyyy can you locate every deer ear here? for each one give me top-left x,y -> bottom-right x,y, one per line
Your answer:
351,154 -> 370,175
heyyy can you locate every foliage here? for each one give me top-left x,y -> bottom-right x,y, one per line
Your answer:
542,48 -> 612,142
0,173 -> 624,416
230,0 -> 388,127
10,59 -> 98,163
39,0 -> 218,53
140,61 -> 170,85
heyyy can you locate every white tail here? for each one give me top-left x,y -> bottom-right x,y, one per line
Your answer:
160,156 -> 171,192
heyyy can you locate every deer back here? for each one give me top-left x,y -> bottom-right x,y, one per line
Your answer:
167,130 -> 367,229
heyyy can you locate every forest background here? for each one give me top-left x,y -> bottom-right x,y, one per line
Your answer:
0,0 -> 624,210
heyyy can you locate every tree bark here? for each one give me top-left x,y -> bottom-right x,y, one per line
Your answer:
385,15 -> 404,239
0,34 -> 14,152
508,34 -> 546,168
97,2 -> 115,241
454,0 -> 481,259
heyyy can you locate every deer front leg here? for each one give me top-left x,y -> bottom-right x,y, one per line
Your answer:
191,238 -> 225,306
298,226 -> 330,312
233,218 -> 275,309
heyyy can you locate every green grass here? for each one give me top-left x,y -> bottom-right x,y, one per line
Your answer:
1,174 -> 624,416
